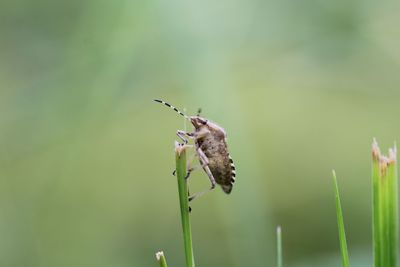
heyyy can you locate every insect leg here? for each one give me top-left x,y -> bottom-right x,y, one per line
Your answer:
172,150 -> 197,178
185,165 -> 205,179
173,159 -> 205,179
182,153 -> 210,179
188,148 -> 216,202
197,147 -> 216,189
189,172 -> 215,201
176,130 -> 194,144
172,166 -> 196,179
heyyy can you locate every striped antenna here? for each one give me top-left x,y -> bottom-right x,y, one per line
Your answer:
154,99 -> 190,120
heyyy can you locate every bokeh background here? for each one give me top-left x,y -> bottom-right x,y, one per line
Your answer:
1,0 -> 400,266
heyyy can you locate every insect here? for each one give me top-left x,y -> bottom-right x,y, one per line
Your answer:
154,99 -> 236,200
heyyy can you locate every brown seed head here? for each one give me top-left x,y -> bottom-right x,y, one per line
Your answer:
372,138 -> 381,161
372,139 -> 397,178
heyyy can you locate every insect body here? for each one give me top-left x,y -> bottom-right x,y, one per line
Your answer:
154,99 -> 236,198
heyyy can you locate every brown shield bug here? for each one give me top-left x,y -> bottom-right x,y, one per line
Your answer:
154,99 -> 236,200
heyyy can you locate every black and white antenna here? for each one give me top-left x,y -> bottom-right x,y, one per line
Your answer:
154,99 -> 190,120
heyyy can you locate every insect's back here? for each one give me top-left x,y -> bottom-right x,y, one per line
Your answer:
196,123 -> 235,194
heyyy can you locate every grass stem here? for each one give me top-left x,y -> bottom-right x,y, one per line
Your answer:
332,170 -> 350,267
372,140 -> 398,267
277,226 -> 282,267
175,143 -> 195,267
156,251 -> 168,267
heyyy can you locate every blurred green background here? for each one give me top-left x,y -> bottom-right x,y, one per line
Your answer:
1,0 -> 400,266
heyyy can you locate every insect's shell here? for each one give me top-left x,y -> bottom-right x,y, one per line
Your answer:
191,117 -> 236,194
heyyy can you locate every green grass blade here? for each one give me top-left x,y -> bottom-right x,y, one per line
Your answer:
386,147 -> 398,267
332,170 -> 350,267
372,140 -> 398,267
156,251 -> 168,267
372,141 -> 382,267
175,143 -> 195,267
277,226 -> 282,267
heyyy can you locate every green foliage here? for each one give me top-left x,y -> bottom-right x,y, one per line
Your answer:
332,170 -> 350,267
160,138 -> 399,267
175,144 -> 196,267
333,140 -> 399,267
156,252 -> 168,267
372,140 -> 398,267
277,226 -> 282,267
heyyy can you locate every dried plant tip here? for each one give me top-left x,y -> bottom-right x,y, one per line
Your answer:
372,138 -> 381,161
155,251 -> 168,267
388,147 -> 397,164
372,139 -> 397,177
175,141 -> 192,156
380,156 -> 390,178
155,251 -> 164,261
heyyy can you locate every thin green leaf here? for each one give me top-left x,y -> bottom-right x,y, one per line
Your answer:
372,140 -> 398,267
386,147 -> 398,267
277,226 -> 282,267
332,170 -> 350,267
175,143 -> 196,267
372,140 -> 382,267
156,251 -> 168,267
